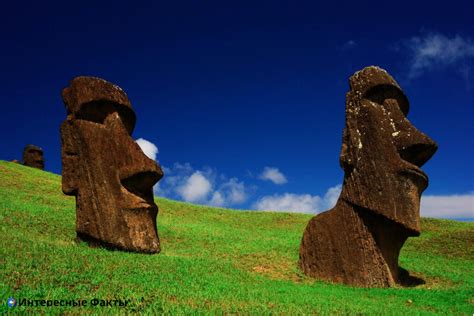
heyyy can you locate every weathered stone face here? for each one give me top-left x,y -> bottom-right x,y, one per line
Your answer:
60,77 -> 163,253
340,66 -> 437,233
299,66 -> 437,287
23,145 -> 44,170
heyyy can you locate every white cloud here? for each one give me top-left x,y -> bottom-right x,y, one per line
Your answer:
253,184 -> 341,214
177,171 -> 212,202
341,40 -> 357,51
211,178 -> 247,206
155,162 -> 249,207
253,186 -> 473,219
136,138 -> 158,161
259,167 -> 287,185
254,193 -> 321,213
323,184 -> 342,208
154,162 -> 194,197
421,193 -> 474,219
210,191 -> 225,206
404,32 -> 474,79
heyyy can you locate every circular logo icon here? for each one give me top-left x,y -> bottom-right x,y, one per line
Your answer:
7,297 -> 17,308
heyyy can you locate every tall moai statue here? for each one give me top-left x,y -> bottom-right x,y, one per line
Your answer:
299,66 -> 437,287
23,144 -> 45,170
60,77 -> 163,253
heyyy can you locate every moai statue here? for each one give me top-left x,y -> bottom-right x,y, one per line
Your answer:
60,77 -> 163,253
22,145 -> 45,170
299,66 -> 437,287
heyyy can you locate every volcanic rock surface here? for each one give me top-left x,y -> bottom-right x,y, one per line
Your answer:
22,144 -> 44,170
60,76 -> 163,253
299,66 -> 438,287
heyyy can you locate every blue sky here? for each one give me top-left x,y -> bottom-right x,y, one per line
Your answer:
1,1 -> 473,218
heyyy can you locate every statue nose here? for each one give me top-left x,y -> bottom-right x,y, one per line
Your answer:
120,169 -> 162,199
396,127 -> 438,167
105,111 -> 163,197
119,144 -> 164,200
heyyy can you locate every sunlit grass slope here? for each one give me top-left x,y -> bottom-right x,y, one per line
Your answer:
0,160 -> 473,314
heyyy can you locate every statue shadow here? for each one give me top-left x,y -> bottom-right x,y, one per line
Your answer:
398,267 -> 425,287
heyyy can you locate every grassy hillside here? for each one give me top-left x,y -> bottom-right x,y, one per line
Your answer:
0,160 -> 473,314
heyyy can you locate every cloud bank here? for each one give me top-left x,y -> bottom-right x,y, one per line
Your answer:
135,139 -> 472,220
259,167 -> 288,185
253,187 -> 474,219
155,162 -> 249,207
421,193 -> 474,219
253,184 -> 342,214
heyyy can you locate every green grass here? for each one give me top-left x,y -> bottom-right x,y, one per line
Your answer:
0,160 -> 473,314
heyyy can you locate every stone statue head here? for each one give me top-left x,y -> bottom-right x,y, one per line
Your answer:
339,66 -> 437,234
23,144 -> 44,170
60,76 -> 163,253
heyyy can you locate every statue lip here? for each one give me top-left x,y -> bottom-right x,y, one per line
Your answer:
400,166 -> 428,187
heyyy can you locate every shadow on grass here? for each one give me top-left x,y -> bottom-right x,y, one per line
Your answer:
398,267 -> 425,287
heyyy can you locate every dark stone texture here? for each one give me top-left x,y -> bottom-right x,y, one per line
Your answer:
60,76 -> 163,253
299,66 -> 438,287
22,144 -> 44,170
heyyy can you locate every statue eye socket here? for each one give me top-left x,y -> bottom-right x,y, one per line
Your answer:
364,84 -> 409,116
74,101 -> 136,133
75,101 -> 120,124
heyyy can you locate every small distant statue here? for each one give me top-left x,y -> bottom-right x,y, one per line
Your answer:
22,145 -> 45,170
299,66 -> 438,287
60,77 -> 163,253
